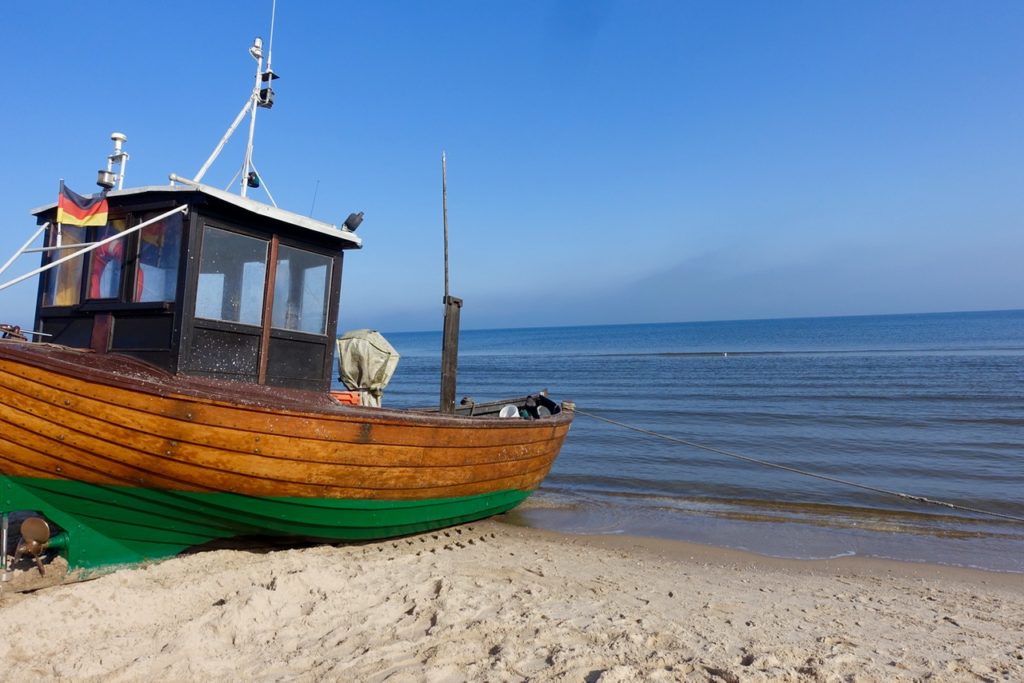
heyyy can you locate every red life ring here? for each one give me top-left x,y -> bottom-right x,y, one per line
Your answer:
89,240 -> 143,300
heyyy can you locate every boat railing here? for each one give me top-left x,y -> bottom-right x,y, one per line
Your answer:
417,393 -> 565,419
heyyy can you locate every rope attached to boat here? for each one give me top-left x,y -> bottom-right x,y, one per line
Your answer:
574,407 -> 1024,525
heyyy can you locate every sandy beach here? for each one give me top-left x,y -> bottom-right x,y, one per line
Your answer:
0,519 -> 1021,682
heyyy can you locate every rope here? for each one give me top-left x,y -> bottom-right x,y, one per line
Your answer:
574,407 -> 1024,525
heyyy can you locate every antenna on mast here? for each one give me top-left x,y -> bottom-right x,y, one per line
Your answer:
266,0 -> 277,73
189,0 -> 279,204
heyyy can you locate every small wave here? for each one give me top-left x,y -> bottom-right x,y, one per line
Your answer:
538,485 -> 1024,535
589,346 -> 1024,359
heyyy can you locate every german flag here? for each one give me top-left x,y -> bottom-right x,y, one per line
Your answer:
57,183 -> 108,226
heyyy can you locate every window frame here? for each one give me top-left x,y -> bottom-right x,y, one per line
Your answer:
270,241 -> 335,336
193,224 -> 271,328
131,210 -> 185,304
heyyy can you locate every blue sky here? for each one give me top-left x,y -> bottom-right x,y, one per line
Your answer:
1,1 -> 1021,332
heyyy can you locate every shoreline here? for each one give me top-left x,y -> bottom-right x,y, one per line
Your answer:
510,494 -> 1024,575
510,520 -> 1024,586
1,519 -> 1021,680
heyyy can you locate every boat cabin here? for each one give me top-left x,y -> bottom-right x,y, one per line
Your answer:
30,184 -> 362,392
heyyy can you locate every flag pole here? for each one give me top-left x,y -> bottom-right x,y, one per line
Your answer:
56,179 -> 64,248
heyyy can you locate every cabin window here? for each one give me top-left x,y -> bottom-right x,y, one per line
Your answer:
42,211 -> 180,306
272,245 -> 333,334
133,212 -> 183,303
86,218 -> 130,300
195,226 -> 268,326
43,225 -> 86,306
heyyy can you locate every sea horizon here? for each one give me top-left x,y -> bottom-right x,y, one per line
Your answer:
381,306 -> 1024,337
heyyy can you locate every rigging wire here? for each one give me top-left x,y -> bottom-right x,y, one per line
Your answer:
225,163 -> 243,192
574,407 -> 1024,525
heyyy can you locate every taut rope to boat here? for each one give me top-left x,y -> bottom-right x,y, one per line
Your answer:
574,407 -> 1024,524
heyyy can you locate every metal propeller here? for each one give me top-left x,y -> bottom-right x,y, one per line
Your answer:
14,517 -> 51,576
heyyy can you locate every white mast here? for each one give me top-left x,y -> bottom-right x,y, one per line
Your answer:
240,37 -> 265,198
191,0 -> 278,202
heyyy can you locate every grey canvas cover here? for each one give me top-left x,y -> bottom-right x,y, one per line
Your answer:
336,329 -> 400,407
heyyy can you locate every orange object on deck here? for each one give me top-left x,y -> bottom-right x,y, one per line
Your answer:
330,390 -> 361,406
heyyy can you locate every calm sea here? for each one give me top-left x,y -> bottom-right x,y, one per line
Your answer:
349,310 -> 1024,573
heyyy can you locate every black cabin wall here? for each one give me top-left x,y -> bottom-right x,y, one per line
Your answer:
177,205 -> 345,392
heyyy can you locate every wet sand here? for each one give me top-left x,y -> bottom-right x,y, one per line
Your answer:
1,519 -> 1021,681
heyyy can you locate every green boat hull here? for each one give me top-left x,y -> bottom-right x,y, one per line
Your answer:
1,475 -> 532,571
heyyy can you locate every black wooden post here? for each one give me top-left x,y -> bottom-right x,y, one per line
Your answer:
440,295 -> 462,414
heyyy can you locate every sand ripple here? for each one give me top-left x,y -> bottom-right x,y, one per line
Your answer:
0,522 -> 1021,681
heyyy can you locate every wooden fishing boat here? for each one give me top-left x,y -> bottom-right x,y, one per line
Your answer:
0,337 -> 570,572
0,38 -> 572,574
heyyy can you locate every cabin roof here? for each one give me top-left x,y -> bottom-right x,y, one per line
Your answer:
31,181 -> 362,249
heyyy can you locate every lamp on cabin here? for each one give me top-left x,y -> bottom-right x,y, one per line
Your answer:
343,212 -> 364,232
96,170 -> 116,190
